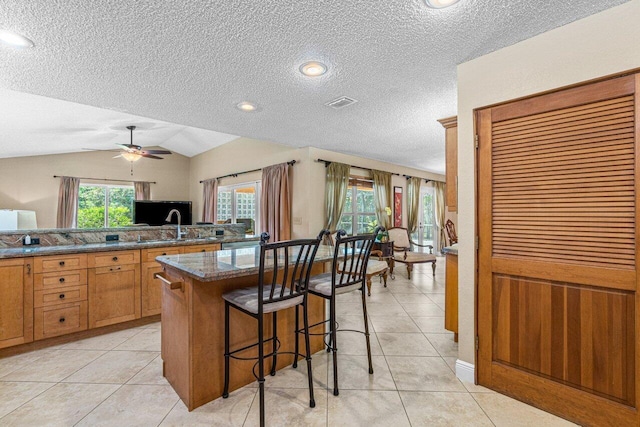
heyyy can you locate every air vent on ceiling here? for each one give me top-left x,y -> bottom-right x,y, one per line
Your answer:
325,96 -> 358,109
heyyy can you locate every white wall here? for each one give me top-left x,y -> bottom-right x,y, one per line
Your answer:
456,0 -> 640,365
0,149 -> 191,229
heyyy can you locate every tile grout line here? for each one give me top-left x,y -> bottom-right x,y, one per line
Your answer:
0,381 -> 57,422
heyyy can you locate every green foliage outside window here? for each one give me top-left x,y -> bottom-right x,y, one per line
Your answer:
77,185 -> 133,228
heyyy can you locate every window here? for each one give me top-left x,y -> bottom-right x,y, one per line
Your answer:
217,181 -> 260,234
77,184 -> 135,228
412,186 -> 437,252
338,177 -> 376,235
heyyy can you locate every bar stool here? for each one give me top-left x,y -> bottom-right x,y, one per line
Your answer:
294,229 -> 376,396
222,230 -> 326,427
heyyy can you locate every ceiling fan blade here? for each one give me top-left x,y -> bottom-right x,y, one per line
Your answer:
141,153 -> 163,160
117,143 -> 142,151
82,148 -> 122,152
141,149 -> 172,155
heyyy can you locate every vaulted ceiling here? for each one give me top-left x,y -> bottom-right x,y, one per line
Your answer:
0,0 -> 629,174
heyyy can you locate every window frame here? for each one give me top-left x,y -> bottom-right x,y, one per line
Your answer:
339,176 -> 377,235
216,181 -> 261,234
77,183 -> 135,229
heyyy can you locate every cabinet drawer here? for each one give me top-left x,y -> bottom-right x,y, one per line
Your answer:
89,250 -> 140,268
142,247 -> 183,263
34,254 -> 87,273
34,301 -> 88,340
183,243 -> 220,254
34,285 -> 87,308
34,269 -> 87,290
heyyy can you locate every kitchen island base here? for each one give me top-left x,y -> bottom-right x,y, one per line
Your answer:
160,264 -> 326,411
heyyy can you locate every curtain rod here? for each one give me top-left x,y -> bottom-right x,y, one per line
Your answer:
199,160 -> 297,183
53,175 -> 156,184
315,159 -> 400,176
403,175 -> 431,183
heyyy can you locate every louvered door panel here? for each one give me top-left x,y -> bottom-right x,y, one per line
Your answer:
478,74 -> 640,427
492,95 -> 635,269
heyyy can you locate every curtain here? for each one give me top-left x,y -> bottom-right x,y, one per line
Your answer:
324,162 -> 351,231
406,177 -> 422,234
202,178 -> 218,223
134,182 -> 150,201
372,170 -> 392,229
433,181 -> 446,252
56,176 -> 80,228
260,163 -> 291,241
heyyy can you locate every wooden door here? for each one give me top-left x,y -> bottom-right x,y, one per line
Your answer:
477,74 -> 639,426
0,258 -> 33,349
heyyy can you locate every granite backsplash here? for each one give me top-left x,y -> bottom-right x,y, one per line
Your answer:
0,224 -> 246,248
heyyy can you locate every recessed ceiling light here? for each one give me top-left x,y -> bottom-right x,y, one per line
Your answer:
236,101 -> 258,112
300,61 -> 327,77
425,0 -> 460,8
0,30 -> 35,48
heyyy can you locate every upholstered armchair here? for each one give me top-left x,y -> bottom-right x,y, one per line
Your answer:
387,227 -> 436,279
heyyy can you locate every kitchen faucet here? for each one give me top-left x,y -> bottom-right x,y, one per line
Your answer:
165,209 -> 187,240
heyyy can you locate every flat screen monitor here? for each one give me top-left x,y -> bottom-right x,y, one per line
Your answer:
134,201 -> 192,226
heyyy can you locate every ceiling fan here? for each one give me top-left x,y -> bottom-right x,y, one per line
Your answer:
114,125 -> 172,162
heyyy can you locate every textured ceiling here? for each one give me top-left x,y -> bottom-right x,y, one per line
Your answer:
0,0 -> 629,174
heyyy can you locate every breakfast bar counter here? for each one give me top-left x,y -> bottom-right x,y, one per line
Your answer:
155,246 -> 331,411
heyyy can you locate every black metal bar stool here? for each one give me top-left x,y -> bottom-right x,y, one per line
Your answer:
221,230 -> 325,427
294,229 -> 376,396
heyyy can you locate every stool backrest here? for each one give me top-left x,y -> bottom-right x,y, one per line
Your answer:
331,230 -> 376,292
257,230 -> 326,311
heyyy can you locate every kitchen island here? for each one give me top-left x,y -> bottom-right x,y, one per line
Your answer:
155,245 -> 331,411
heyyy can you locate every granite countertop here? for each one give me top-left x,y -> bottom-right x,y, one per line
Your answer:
441,243 -> 458,255
157,245 -> 335,282
0,235 -> 259,259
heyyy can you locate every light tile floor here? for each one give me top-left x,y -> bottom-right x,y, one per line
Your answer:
0,258 -> 576,426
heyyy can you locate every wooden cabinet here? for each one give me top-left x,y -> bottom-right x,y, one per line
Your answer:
34,254 -> 88,340
444,252 -> 458,342
0,241 -> 224,347
183,243 -> 220,254
88,250 -> 141,328
438,116 -> 458,212
141,247 -> 182,317
0,258 -> 34,349
141,243 -> 221,317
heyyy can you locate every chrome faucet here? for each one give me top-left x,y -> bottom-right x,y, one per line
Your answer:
165,209 -> 187,240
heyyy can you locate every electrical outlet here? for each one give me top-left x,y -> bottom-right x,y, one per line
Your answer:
106,234 -> 119,242
215,230 -> 224,236
22,237 -> 40,245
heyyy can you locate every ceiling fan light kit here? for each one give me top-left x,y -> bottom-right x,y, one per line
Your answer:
424,0 -> 460,8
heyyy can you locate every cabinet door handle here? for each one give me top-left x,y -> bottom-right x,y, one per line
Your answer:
59,293 -> 65,299
162,252 -> 167,256
59,277 -> 65,283
155,272 -> 184,292
109,267 -> 121,272
59,261 -> 65,266
59,317 -> 66,323
112,256 -> 118,262
26,263 -> 31,275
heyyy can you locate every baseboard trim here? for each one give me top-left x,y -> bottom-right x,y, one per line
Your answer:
455,359 -> 475,383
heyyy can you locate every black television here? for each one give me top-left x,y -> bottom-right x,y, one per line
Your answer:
134,201 -> 192,226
